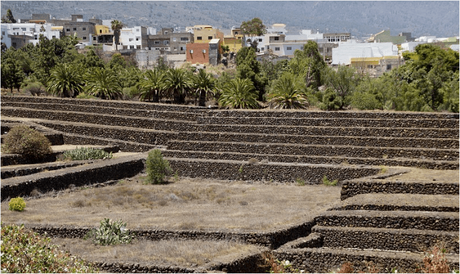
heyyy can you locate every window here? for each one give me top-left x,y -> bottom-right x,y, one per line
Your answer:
386,64 -> 392,70
287,47 -> 292,50
93,37 -> 96,41
208,36 -> 213,40
21,28 -> 26,31
181,37 -> 188,41
2,31 -> 5,35
163,40 -> 169,45
83,36 -> 86,40
100,30 -> 102,34
300,46 -> 304,50
261,47 -> 264,51
180,47 -> 184,51
82,27 -> 86,31
197,36 -> 202,40
136,38 -> 139,41
274,37 -> 279,41
66,28 -> 70,32
34,35 -> 38,40
259,39 -> 262,42
173,37 -> 177,42
129,38 -> 133,42
73,27 -> 77,31
275,47 -> 280,51
52,36 -> 56,39
154,41 -> 160,45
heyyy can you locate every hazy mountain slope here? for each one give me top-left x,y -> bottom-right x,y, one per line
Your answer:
1,1 -> 458,38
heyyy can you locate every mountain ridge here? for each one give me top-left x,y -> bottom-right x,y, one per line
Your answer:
1,1 -> 459,38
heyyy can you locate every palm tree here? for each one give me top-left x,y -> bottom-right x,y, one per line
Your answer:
267,72 -> 309,109
218,77 -> 259,109
139,69 -> 165,102
111,20 -> 124,51
163,68 -> 191,104
47,63 -> 84,98
192,69 -> 216,106
85,67 -> 122,100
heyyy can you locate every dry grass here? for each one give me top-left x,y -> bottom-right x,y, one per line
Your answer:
379,167 -> 459,182
50,237 -> 262,268
1,174 -> 341,232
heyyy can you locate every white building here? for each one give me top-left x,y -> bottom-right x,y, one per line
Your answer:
119,26 -> 146,50
332,40 -> 398,65
1,23 -> 61,48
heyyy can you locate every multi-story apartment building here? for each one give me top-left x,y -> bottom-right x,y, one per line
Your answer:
120,26 -> 147,50
146,28 -> 193,54
1,22 -> 61,48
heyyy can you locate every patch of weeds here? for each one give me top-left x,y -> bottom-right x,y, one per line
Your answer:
173,171 -> 179,182
9,197 -> 26,211
382,154 -> 389,159
145,149 -> 172,184
84,218 -> 133,246
263,252 -> 301,273
322,175 -> 338,186
1,223 -> 97,273
418,243 -> 452,273
63,147 -> 112,161
379,165 -> 388,174
296,178 -> 305,186
70,199 -> 86,208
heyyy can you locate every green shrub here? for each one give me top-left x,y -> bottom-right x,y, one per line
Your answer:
76,92 -> 98,100
319,88 -> 342,111
62,147 -> 112,161
1,223 -> 97,273
8,197 -> 26,211
84,218 -> 133,246
22,81 -> 46,96
145,149 -> 172,184
322,175 -> 338,186
2,125 -> 52,158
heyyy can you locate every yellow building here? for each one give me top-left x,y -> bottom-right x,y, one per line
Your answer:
222,27 -> 243,53
192,25 -> 224,44
351,56 -> 401,77
95,25 -> 111,35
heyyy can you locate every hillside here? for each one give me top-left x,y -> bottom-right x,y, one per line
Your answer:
1,1 -> 459,38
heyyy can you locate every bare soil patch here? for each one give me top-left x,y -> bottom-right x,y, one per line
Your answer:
49,237 -> 263,269
378,167 -> 459,182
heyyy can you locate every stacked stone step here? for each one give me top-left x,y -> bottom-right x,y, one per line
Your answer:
1,96 -> 458,182
274,179 -> 460,272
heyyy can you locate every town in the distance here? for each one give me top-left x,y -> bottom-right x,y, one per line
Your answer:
2,11 -> 459,76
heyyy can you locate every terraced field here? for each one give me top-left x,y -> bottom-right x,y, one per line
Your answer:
1,96 -> 458,272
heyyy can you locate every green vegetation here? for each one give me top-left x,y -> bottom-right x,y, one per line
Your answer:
145,149 -> 172,184
2,125 -> 52,158
62,147 -> 113,161
84,218 -> 133,246
322,175 -> 338,186
1,223 -> 97,272
0,23 -> 457,113
8,197 -> 26,211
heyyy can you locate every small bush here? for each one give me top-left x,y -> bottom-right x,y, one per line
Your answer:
420,244 -> 451,273
62,147 -> 112,161
84,218 -> 133,246
145,149 -> 172,184
1,223 -> 97,273
22,81 -> 46,96
2,125 -> 52,158
322,175 -> 338,186
9,197 -> 26,211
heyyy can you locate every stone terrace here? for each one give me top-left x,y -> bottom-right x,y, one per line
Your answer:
1,96 -> 459,272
